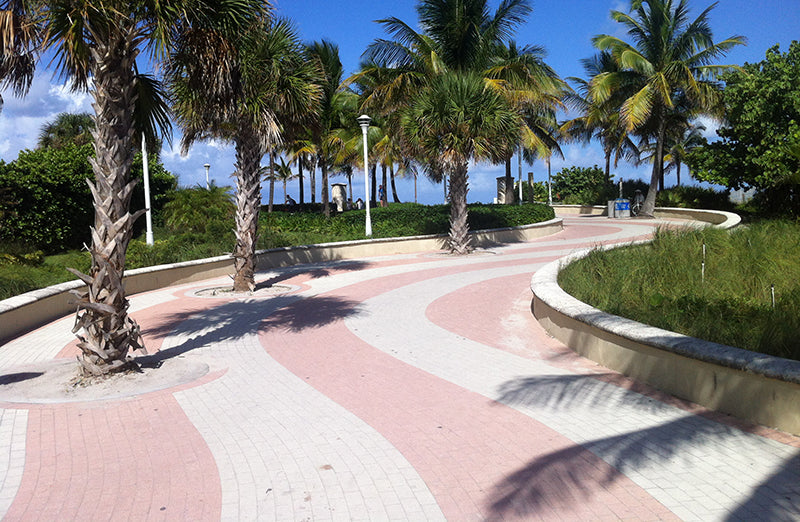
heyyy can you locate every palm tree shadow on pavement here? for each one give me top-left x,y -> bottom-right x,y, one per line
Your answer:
486,374 -> 800,520
137,294 -> 361,366
254,260 -> 370,290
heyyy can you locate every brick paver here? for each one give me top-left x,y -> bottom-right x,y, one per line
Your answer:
0,216 -> 798,521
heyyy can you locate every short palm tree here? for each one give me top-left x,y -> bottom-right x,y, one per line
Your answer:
169,16 -> 321,292
591,0 -> 744,215
37,112 -> 95,148
403,72 -> 520,253
664,121 -> 705,186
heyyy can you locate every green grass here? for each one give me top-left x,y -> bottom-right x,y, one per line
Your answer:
558,221 -> 800,361
0,202 -> 554,300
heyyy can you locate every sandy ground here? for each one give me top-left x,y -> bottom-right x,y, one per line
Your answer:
0,355 -> 209,404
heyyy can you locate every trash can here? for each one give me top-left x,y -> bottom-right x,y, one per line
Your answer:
607,198 -> 630,218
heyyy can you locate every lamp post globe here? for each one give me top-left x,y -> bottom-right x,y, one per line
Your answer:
357,115 -> 372,237
204,163 -> 211,190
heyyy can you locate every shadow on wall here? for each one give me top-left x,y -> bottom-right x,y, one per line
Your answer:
484,373 -> 800,520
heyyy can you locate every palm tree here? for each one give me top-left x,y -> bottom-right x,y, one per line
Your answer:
485,40 -> 566,204
0,0 -> 41,113
665,121 -> 705,186
306,40 -> 357,217
563,51 -> 640,183
356,0 -> 534,251
403,72 -> 520,253
16,0 -> 259,376
273,157 -> 297,203
591,0 -> 744,216
169,16 -> 321,292
37,112 -> 95,148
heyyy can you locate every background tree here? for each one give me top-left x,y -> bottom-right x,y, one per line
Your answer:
169,15 -> 320,291
563,51 -> 640,183
688,42 -> 800,215
664,121 -> 705,186
37,112 -> 95,149
591,0 -> 744,216
402,72 -> 520,253
486,40 -> 566,204
359,0 -> 535,251
306,40 -> 356,217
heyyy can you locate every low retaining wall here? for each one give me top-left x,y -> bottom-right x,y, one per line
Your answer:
531,212 -> 800,435
552,204 -> 742,229
0,218 -> 562,344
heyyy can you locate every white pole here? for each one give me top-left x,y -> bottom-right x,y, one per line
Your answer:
547,157 -> 553,206
357,115 -> 372,237
204,163 -> 210,190
142,132 -> 154,246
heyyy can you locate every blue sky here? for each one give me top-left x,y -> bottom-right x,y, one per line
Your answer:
1,0 -> 798,205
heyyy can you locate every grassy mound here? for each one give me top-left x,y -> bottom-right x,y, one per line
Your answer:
559,221 -> 800,361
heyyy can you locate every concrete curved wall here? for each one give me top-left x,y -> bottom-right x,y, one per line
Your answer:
552,204 -> 742,229
0,218 -> 563,344
531,211 -> 800,435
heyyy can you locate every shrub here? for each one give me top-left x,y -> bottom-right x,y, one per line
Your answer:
0,144 -> 176,253
656,185 -> 733,210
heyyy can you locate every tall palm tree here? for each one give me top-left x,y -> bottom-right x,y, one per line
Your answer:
37,112 -> 95,148
306,40 -> 357,217
169,16 -> 321,292
20,0 -> 259,376
403,72 -> 520,253
591,0 -> 744,216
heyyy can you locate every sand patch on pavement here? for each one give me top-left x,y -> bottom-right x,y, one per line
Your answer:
0,355 -> 208,404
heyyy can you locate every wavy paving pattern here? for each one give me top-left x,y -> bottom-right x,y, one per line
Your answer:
0,216 -> 797,521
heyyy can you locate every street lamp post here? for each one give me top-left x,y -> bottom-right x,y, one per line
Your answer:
357,114 -> 372,237
204,163 -> 210,189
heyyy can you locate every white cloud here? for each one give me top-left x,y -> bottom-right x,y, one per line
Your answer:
694,115 -> 722,140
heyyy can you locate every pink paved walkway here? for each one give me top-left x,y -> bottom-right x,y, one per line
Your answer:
0,216 -> 798,521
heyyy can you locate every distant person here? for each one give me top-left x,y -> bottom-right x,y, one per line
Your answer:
355,197 -> 365,210
378,184 -> 387,207
285,195 -> 296,206
346,198 -> 353,210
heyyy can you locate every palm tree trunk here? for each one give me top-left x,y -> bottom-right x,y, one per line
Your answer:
390,163 -> 400,203
370,164 -> 377,205
321,160 -> 330,217
268,150 -> 275,213
676,162 -> 681,187
448,162 -> 471,254
310,165 -> 316,203
604,149 -> 612,184
232,123 -> 263,292
381,163 -> 387,206
298,160 -> 304,205
414,172 -> 418,203
642,117 -> 665,216
504,157 -> 514,204
69,30 -> 146,376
